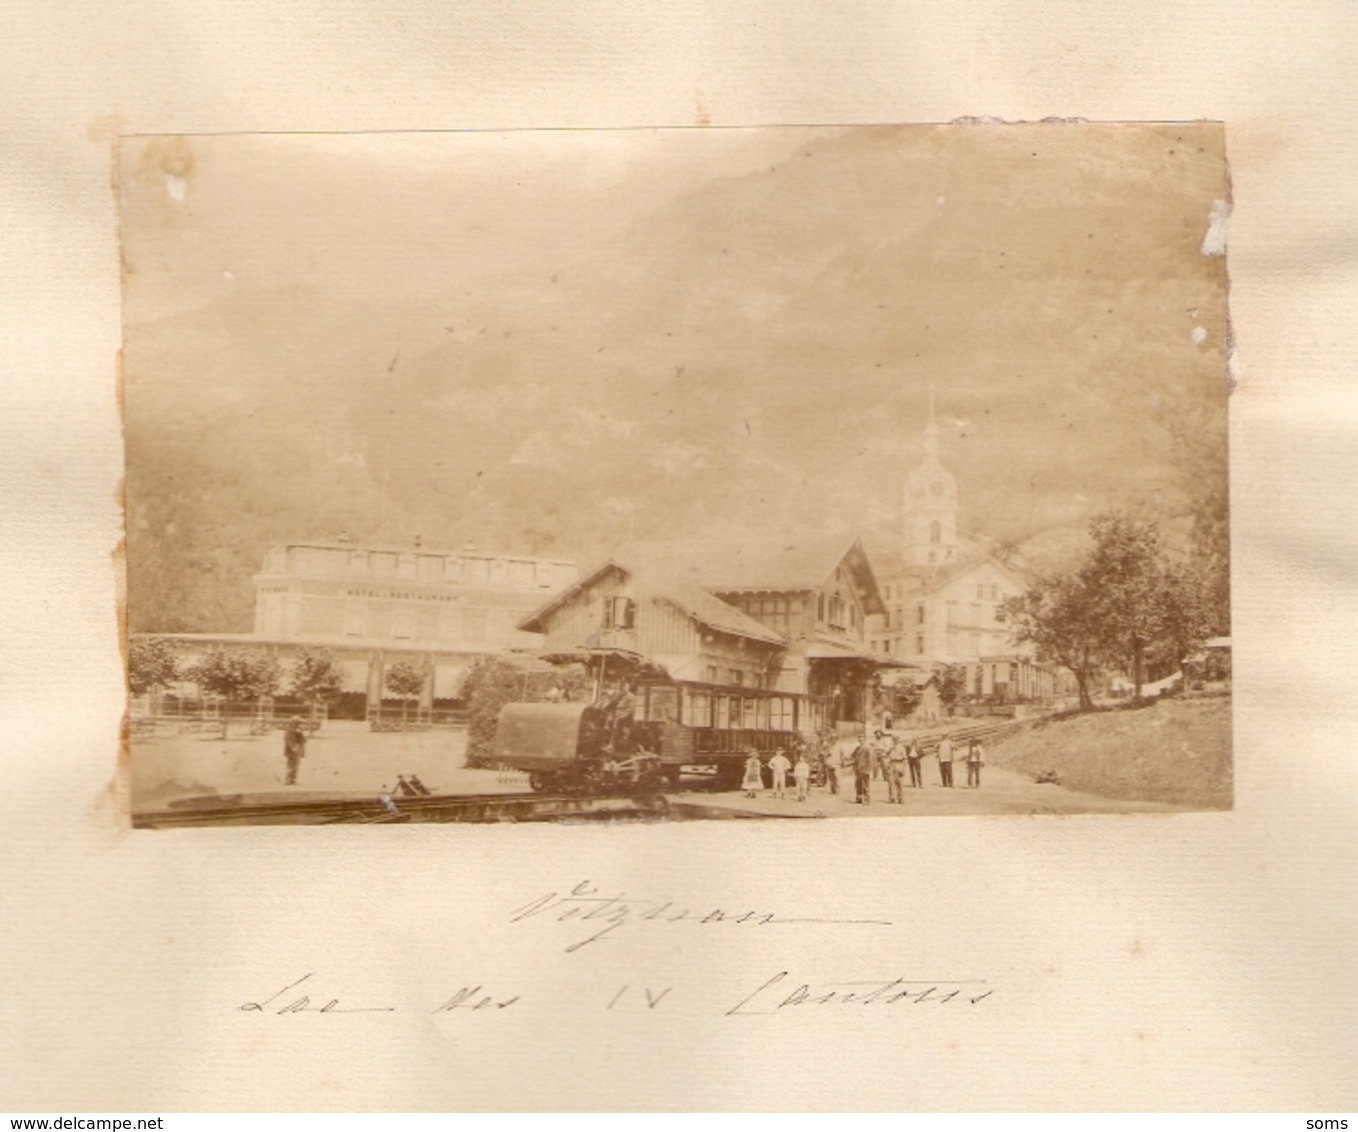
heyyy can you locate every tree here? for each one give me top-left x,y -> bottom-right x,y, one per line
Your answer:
999,512 -> 1216,709
462,657 -> 530,768
128,636 -> 179,696
287,647 -> 345,714
384,660 -> 426,724
999,574 -> 1101,711
889,678 -> 923,721
1082,514 -> 1167,698
186,646 -> 280,736
1152,558 -> 1217,679
937,664 -> 968,716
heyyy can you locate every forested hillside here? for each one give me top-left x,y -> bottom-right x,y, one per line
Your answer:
123,124 -> 1229,633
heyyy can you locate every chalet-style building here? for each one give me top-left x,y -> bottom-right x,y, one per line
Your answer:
867,400 -> 1056,705
517,535 -> 892,729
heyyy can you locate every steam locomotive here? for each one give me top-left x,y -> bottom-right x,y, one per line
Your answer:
492,676 -> 824,794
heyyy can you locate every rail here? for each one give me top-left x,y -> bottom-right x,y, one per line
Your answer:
132,790 -> 673,829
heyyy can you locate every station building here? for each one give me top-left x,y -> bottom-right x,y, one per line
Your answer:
517,535 -> 894,731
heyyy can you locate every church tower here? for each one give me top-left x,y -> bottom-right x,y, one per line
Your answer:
903,393 -> 957,569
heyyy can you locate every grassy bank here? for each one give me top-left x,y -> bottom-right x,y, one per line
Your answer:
986,696 -> 1232,809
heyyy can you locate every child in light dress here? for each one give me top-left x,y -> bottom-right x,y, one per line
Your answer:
741,752 -> 764,798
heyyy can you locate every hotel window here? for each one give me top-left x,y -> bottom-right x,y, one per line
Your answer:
916,634 -> 925,655
730,669 -> 744,686
392,609 -> 416,640
442,558 -> 464,583
463,608 -> 487,642
705,665 -> 719,684
344,603 -> 367,637
817,593 -> 826,623
417,555 -> 442,582
917,604 -> 925,624
397,554 -> 417,581
464,558 -> 488,585
603,595 -> 635,630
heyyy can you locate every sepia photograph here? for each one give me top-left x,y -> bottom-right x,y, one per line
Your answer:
120,122 -> 1232,828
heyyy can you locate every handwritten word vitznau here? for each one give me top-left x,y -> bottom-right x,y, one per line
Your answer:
510,880 -> 893,952
727,971 -> 993,1016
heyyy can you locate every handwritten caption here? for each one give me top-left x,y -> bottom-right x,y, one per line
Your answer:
238,971 -> 992,1018
235,882 -> 990,1020
509,879 -> 895,952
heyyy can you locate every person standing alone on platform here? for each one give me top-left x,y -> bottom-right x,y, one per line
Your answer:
906,739 -> 925,789
283,716 -> 307,786
936,734 -> 955,788
886,735 -> 906,804
768,747 -> 791,799
853,736 -> 873,805
820,735 -> 839,795
966,739 -> 984,788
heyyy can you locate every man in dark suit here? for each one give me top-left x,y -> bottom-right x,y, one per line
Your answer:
852,737 -> 873,805
283,716 -> 307,785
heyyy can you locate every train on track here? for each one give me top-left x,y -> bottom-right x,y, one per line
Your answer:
493,675 -> 825,795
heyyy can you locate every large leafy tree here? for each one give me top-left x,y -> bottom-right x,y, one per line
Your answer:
1082,514 -> 1168,697
1000,513 -> 1215,708
999,572 -> 1102,710
287,647 -> 345,712
128,636 -> 180,696
937,664 -> 968,716
462,657 -> 531,768
186,646 -> 280,736
384,660 -> 427,723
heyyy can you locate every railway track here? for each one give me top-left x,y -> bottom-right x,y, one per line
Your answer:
133,719 -> 1037,829
132,789 -> 676,829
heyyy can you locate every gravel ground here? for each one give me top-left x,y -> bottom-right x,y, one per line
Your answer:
131,714 -> 1205,818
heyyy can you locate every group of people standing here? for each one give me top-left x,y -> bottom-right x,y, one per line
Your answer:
844,730 -> 985,803
737,728 -> 985,805
743,748 -> 814,801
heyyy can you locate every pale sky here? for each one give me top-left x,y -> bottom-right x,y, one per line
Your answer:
120,127 -> 829,320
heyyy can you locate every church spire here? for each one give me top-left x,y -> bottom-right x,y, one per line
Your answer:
923,387 -> 940,459
903,391 -> 957,570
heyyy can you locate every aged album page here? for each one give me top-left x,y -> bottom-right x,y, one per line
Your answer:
2,0 -> 1356,1114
